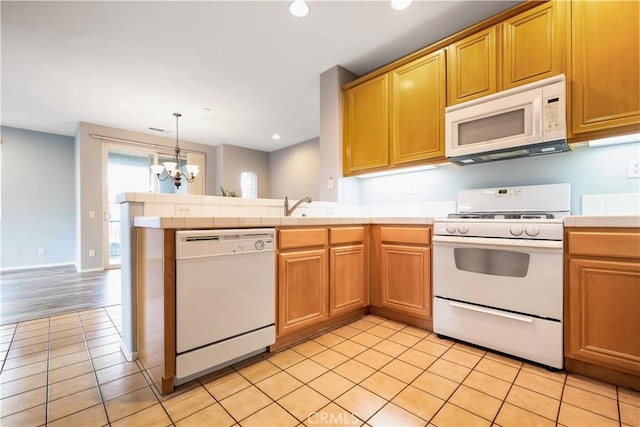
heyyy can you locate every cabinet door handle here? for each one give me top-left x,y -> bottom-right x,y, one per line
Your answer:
449,301 -> 534,323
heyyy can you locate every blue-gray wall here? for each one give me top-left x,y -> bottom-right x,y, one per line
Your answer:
270,138 -> 319,200
359,142 -> 640,215
1,126 -> 76,269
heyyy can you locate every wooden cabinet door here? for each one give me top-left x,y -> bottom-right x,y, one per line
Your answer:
381,244 -> 431,319
501,0 -> 566,90
567,258 -> 640,375
571,0 -> 640,136
343,75 -> 389,175
329,245 -> 366,316
447,26 -> 498,105
390,49 -> 446,165
277,249 -> 328,336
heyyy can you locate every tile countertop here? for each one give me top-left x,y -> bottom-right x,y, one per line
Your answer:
564,215 -> 640,228
133,216 -> 435,229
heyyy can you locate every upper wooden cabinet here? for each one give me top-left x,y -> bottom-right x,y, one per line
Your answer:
343,75 -> 389,175
447,0 -> 566,106
390,49 -> 446,165
570,0 -> 640,138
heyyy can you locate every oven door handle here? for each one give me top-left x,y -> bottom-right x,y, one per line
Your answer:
432,235 -> 563,250
448,301 -> 534,323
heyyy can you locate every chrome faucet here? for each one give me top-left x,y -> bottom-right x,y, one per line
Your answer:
284,196 -> 312,216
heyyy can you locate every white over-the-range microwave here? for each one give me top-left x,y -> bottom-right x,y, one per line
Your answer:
445,74 -> 569,165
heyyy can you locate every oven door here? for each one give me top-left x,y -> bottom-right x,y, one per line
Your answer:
433,235 -> 563,320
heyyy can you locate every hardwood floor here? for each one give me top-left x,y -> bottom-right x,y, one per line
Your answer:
0,265 -> 121,325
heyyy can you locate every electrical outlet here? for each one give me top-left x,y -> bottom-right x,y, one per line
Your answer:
38,248 -> 46,255
89,249 -> 96,257
175,205 -> 192,215
628,159 -> 640,178
88,210 -> 96,219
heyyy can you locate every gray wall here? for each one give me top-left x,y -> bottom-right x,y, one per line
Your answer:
1,126 -> 76,269
269,138 -> 319,200
215,144 -> 270,198
359,142 -> 640,214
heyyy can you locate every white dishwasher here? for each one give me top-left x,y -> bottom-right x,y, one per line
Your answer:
175,228 -> 275,383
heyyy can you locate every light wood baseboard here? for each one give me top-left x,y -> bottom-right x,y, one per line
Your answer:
368,306 -> 432,331
565,357 -> 640,391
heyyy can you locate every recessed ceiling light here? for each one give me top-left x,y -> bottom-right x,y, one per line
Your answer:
272,134 -> 281,140
203,107 -> 211,111
289,0 -> 309,17
391,0 -> 413,10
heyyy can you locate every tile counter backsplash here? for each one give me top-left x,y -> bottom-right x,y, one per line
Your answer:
582,193 -> 640,216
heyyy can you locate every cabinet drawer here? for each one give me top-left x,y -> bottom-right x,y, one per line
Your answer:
279,228 -> 327,250
380,227 -> 431,245
330,227 -> 365,245
568,231 -> 640,259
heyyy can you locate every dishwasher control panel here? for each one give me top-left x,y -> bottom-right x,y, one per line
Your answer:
176,228 -> 276,259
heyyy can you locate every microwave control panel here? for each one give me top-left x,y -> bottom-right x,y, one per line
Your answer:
542,81 -> 566,141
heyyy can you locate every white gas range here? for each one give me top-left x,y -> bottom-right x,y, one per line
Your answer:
433,183 -> 570,369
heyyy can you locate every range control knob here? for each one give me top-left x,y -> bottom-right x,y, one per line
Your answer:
457,224 -> 469,234
525,225 -> 540,237
510,225 -> 524,236
446,224 -> 457,234
255,240 -> 265,250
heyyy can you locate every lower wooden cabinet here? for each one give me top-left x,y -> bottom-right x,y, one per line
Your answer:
565,228 -> 640,389
381,244 -> 431,318
330,245 -> 366,316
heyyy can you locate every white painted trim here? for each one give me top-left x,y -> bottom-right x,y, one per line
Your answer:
120,340 -> 138,362
0,262 -> 75,272
78,267 -> 104,273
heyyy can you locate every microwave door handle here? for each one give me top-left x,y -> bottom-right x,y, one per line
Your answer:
532,96 -> 542,139
432,235 -> 563,250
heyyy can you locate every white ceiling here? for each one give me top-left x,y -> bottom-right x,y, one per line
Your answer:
1,0 -> 521,152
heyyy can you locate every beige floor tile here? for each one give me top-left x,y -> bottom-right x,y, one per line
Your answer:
219,385 -> 272,421
558,402 -> 619,427
562,385 -> 619,420
2,350 -> 48,370
49,343 -> 87,361
401,326 -> 429,339
333,340 -> 367,358
241,402 -> 298,426
49,321 -> 81,334
350,332 -> 384,348
411,370 -> 458,400
237,359 -> 281,383
255,371 -> 303,400
431,402 -> 490,427
366,325 -> 396,339
474,357 -> 519,383
162,383 -> 216,422
0,372 -> 46,399
100,372 -> 149,401
10,333 -> 48,348
348,319 -> 377,331
278,385 -> 330,421
620,401 -> 640,426
175,403 -> 235,427
448,385 -> 502,421
91,350 -> 127,371
369,402 -> 425,426
505,384 -> 559,421
515,370 -> 564,400
0,403 -> 45,427
451,342 -> 486,357
425,333 -> 455,346
286,359 -> 328,383
332,325 -> 361,339
86,333 -> 121,349
379,319 -> 406,330
49,327 -> 84,341
48,371 -> 97,401
484,351 -> 524,369
0,385 -> 46,417
49,349 -> 90,370
335,385 -> 386,421
333,359 -> 376,384
462,371 -> 512,400
388,331 -> 421,347
96,361 -> 140,384
304,402 -> 362,426
0,361 -> 47,384
360,371 -> 406,400
202,370 -> 251,401
292,340 -> 327,358
565,373 -> 618,399
84,326 -> 119,341
89,341 -> 121,358
354,349 -> 393,370
308,371 -> 355,400
372,340 -> 407,358
427,358 -> 471,383
521,363 -> 566,383
397,348 -> 437,370
495,402 -> 555,427
265,348 -> 306,370
441,347 -> 482,368
312,332 -> 346,347
362,315 -> 386,324
105,386 -> 159,422
620,387 -> 640,406
48,386 -> 102,422
48,403 -> 108,427
12,327 -> 48,341
413,339 -> 449,357
112,403 -> 172,427
49,334 -> 85,349
7,342 -> 48,359
48,359 -> 92,384
392,385 -> 445,421
312,349 -> 350,369
82,321 -> 114,333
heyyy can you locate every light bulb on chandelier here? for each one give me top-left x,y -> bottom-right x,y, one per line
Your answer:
150,113 -> 199,189
289,0 -> 309,17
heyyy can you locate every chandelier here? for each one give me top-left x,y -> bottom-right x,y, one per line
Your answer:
150,113 -> 199,189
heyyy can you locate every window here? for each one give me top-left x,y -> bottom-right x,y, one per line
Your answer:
241,171 -> 257,198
